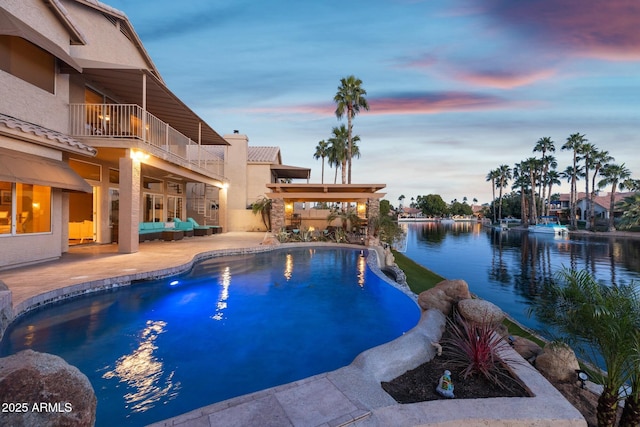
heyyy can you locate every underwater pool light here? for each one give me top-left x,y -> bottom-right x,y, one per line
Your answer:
169,280 -> 179,286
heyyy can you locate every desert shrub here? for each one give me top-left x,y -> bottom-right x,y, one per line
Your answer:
443,311 -> 517,389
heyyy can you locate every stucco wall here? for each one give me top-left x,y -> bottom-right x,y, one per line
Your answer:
0,190 -> 64,270
1,1 -> 72,132
64,1 -> 150,69
246,164 -> 272,207
227,209 -> 265,232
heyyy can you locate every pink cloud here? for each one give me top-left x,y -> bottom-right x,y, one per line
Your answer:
368,92 -> 514,114
246,92 -> 539,117
483,0 -> 640,61
452,68 -> 557,89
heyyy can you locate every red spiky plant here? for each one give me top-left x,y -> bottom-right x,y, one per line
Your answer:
443,310 -> 520,389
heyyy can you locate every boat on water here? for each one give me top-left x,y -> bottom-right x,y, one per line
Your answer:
529,216 -> 568,235
494,219 -> 510,232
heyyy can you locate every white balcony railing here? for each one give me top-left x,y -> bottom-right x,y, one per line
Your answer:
69,103 -> 224,179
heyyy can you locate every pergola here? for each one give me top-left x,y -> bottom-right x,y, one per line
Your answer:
265,183 -> 386,239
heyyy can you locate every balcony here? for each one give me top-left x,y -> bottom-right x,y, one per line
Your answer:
69,103 -> 224,180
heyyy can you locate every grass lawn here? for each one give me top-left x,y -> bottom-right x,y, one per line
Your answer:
392,249 -> 546,347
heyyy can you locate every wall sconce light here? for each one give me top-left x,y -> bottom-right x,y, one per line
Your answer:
576,370 -> 588,389
285,202 -> 294,214
130,150 -> 149,162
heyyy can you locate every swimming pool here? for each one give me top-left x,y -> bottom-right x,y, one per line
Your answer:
0,247 -> 420,426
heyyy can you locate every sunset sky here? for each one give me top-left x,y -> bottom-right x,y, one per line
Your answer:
106,0 -> 639,205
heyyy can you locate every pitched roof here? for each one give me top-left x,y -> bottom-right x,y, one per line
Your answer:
248,146 -> 280,163
0,113 -> 97,156
557,191 -> 634,207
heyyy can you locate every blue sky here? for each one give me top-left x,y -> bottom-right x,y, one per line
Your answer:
106,0 -> 639,205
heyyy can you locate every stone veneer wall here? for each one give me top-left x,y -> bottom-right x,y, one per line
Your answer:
367,198 -> 380,237
270,198 -> 284,232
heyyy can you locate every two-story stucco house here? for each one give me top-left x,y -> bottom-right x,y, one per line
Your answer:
0,0 -> 309,270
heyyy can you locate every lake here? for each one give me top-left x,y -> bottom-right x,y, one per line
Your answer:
401,221 -> 640,338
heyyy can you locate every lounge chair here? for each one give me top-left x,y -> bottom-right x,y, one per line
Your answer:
171,218 -> 195,237
185,218 -> 214,236
192,218 -> 222,234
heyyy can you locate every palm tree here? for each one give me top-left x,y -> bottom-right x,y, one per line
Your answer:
533,268 -> 640,427
496,164 -> 511,221
486,169 -> 499,223
533,137 -> 555,215
398,195 -> 405,209
523,157 -> 541,225
617,193 -> 640,230
334,75 -> 369,184
599,163 -> 632,232
328,125 -> 348,184
512,162 -> 529,224
589,149 -> 614,229
251,196 -> 272,231
562,133 -> 587,229
313,140 -> 329,184
545,169 -> 561,215
578,141 -> 596,229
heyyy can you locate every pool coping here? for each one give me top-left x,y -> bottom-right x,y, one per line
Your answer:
149,308 -> 586,427
1,241 -> 587,427
5,243 -> 416,323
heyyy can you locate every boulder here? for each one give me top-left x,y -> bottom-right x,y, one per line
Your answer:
512,336 -> 544,362
0,349 -> 96,427
535,342 -> 581,383
417,279 -> 471,315
457,298 -> 505,325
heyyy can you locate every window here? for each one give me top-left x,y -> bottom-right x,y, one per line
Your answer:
0,181 -> 12,235
109,188 -> 119,227
0,182 -> 52,235
0,36 -> 55,93
16,184 -> 51,234
69,159 -> 102,181
144,194 -> 163,222
143,176 -> 163,192
167,196 -> 183,221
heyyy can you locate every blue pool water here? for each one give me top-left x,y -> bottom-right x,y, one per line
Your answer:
0,247 -> 420,426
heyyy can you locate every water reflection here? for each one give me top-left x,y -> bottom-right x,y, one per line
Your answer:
102,320 -> 179,413
405,222 -> 640,334
212,266 -> 231,321
357,252 -> 366,287
284,253 -> 294,280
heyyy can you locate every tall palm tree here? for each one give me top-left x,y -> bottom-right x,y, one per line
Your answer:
328,125 -> 361,185
496,164 -> 511,221
533,137 -> 555,215
599,163 -> 632,232
578,141 -> 596,229
486,169 -> 499,223
334,75 -> 369,184
523,157 -> 541,225
313,140 -> 329,184
545,169 -> 561,215
328,126 -> 347,184
589,149 -> 614,229
512,162 -> 529,224
562,133 -> 587,229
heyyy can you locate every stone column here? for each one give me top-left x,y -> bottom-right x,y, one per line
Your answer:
270,198 -> 284,232
218,185 -> 228,233
367,198 -> 380,239
118,153 -> 141,253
